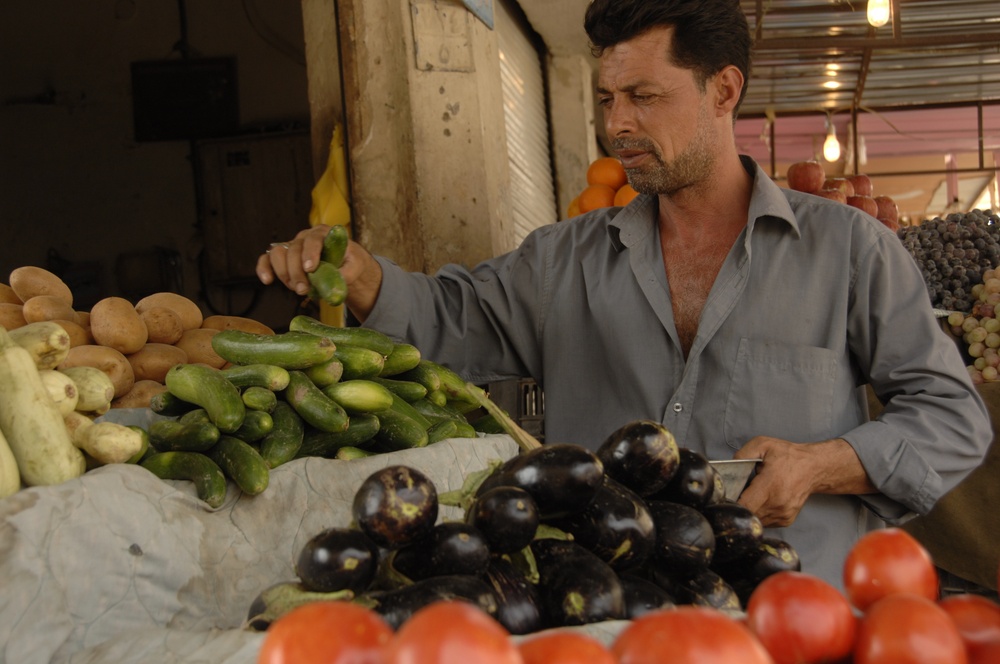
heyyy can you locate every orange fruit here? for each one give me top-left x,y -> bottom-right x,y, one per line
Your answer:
567,195 -> 581,218
614,183 -> 639,206
587,157 -> 627,190
577,184 -> 617,213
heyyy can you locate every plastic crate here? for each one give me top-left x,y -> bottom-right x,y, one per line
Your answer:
487,378 -> 545,442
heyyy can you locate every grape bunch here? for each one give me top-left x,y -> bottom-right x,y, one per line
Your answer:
897,209 -> 1000,312
944,271 -> 1000,383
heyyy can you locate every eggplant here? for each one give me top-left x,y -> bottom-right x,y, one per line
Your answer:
352,465 -> 438,549
245,580 -> 354,631
390,521 -> 491,581
647,448 -> 717,510
546,475 -> 655,571
647,499 -> 716,572
484,555 -> 545,635
466,485 -> 539,554
596,419 -> 680,497
294,527 -> 379,593
712,536 -> 801,605
530,538 -> 625,626
701,502 -> 764,564
477,443 -> 603,519
359,574 -> 499,629
618,571 -> 675,618
649,565 -> 741,612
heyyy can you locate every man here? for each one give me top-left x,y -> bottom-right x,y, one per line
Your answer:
258,0 -> 990,589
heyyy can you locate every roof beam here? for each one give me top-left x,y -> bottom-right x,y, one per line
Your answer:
754,32 -> 1000,51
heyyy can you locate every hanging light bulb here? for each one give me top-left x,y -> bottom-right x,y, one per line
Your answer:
867,0 -> 890,28
823,116 -> 841,162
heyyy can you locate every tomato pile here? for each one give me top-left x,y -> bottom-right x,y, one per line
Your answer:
256,522 -> 1000,663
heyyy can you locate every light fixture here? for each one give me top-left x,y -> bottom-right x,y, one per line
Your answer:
867,0 -> 890,28
823,115 -> 841,162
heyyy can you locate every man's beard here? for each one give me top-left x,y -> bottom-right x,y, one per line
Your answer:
612,108 -> 716,197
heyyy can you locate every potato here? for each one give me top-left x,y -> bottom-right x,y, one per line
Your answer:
22,295 -> 77,324
51,318 -> 93,347
111,379 -> 168,409
201,315 -> 275,336
135,292 -> 203,331
0,303 -> 28,330
90,296 -> 148,355
174,328 -> 225,368
75,310 -> 91,328
9,266 -> 73,307
0,283 -> 22,305
139,305 -> 184,344
59,344 -> 135,399
126,342 -> 188,383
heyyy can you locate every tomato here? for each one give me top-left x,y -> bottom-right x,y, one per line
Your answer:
855,593 -> 967,664
518,631 -> 616,664
745,571 -> 857,664
383,600 -> 522,664
939,594 -> 1000,657
843,528 -> 938,611
969,638 -> 1000,664
257,600 -> 392,664
612,606 -> 774,664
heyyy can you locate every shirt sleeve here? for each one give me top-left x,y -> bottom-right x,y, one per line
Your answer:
841,230 -> 992,517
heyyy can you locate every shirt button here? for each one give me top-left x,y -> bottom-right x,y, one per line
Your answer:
672,403 -> 683,413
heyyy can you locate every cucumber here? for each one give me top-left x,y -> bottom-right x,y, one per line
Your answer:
379,343 -> 422,377
284,370 -> 349,433
180,408 -> 213,425
149,390 -> 198,417
410,397 -> 468,424
149,419 -> 221,453
451,421 -> 478,439
141,451 -> 228,508
221,364 -> 291,391
335,345 -> 385,380
322,379 -> 394,414
208,436 -> 270,496
307,261 -> 348,306
322,222 -> 349,267
425,389 -> 448,407
242,386 -> 278,412
260,401 -> 305,468
371,377 -> 428,403
387,392 -> 433,429
335,446 -> 375,461
426,361 -> 485,404
426,419 -> 459,444
373,401 -> 429,452
232,409 -> 274,442
471,412 -> 506,434
392,360 -> 442,393
302,357 -> 344,388
296,413 -> 381,458
211,330 -> 337,370
289,315 -> 395,356
165,364 -> 246,433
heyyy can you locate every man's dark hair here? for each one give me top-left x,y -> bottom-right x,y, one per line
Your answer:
584,0 -> 752,115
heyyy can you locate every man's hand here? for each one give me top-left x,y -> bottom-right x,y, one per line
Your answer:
255,225 -> 383,322
733,436 -> 877,528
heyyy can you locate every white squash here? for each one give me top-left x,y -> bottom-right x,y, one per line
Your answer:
0,325 -> 85,486
0,426 -> 20,498
8,320 -> 71,369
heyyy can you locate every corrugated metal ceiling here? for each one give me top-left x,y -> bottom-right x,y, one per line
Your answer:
740,0 -> 1000,115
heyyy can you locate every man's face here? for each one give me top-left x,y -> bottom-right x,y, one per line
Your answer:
596,26 -> 720,197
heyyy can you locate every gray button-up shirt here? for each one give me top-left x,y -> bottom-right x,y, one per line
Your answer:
364,156 -> 991,589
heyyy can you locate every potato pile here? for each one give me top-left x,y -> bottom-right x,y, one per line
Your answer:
1,265 -> 271,410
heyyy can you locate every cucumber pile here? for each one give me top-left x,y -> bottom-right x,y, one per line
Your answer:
138,316 -> 496,507
246,420 -> 800,634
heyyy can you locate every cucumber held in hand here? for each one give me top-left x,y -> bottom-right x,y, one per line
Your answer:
307,261 -> 348,307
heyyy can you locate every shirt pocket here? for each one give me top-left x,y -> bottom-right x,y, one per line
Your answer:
723,338 -> 839,449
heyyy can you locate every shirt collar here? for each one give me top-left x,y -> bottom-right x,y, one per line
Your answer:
607,155 -> 800,251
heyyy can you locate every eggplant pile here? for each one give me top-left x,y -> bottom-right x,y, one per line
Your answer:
245,419 -> 800,635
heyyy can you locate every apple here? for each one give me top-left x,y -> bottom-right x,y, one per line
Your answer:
874,195 -> 899,224
787,161 -> 826,193
880,217 -> 901,233
823,178 -> 855,197
848,195 -> 879,218
815,188 -> 848,204
847,174 -> 873,197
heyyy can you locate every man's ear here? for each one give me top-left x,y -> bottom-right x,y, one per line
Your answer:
713,65 -> 744,117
